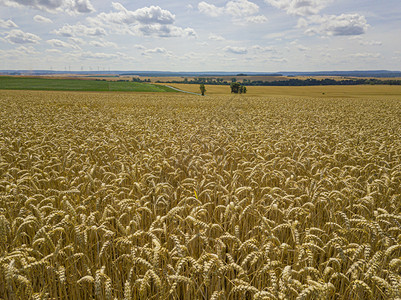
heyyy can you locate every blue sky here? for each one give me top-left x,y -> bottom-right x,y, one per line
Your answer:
0,0 -> 400,72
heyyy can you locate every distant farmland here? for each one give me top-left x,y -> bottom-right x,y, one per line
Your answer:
3,75 -> 401,98
0,76 -> 177,93
160,83 -> 401,97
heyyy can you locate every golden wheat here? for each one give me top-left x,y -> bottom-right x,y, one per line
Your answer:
0,90 -> 400,299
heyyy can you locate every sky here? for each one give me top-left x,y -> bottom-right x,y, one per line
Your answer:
0,0 -> 400,72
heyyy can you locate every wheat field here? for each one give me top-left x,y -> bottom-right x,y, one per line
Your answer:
161,83 -> 401,98
0,90 -> 401,299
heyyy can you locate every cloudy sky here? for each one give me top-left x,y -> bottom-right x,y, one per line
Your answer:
0,0 -> 400,72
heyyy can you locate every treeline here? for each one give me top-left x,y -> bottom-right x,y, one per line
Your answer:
155,77 -> 401,86
95,78 -> 151,82
132,77 -> 151,83
248,78 -> 401,86
156,78 -> 229,85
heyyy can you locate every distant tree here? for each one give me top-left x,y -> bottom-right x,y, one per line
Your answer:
230,82 -> 247,94
230,82 -> 240,93
230,82 -> 239,93
200,83 -> 206,96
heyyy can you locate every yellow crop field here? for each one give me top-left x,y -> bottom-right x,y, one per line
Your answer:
1,90 -> 401,299
165,83 -> 401,98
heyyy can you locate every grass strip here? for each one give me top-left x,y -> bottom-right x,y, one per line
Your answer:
0,76 -> 177,93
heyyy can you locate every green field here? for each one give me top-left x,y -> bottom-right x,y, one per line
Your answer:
0,76 -> 177,92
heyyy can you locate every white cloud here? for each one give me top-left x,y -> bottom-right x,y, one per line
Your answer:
72,0 -> 94,13
79,51 -> 119,60
296,17 -> 308,28
133,5 -> 176,25
264,0 -> 331,16
15,45 -> 37,54
5,29 -> 41,44
361,40 -> 382,46
226,0 -> 259,17
33,15 -> 53,23
208,33 -> 225,41
96,4 -> 175,25
134,44 -> 146,50
0,0 -> 95,14
246,15 -> 268,23
47,38 -> 80,49
296,44 -> 309,51
197,41 -> 209,46
0,45 -> 39,59
89,39 -> 118,48
252,45 -> 275,52
349,36 -> 382,46
46,48 -> 62,54
0,18 -> 18,28
89,3 -> 197,38
272,1 -> 369,38
53,24 -> 106,37
144,47 -> 172,55
198,2 -> 224,17
223,46 -> 248,54
69,37 -> 85,45
199,0 -> 259,18
350,52 -> 380,58
304,14 -> 369,36
269,57 -> 288,63
290,40 -> 310,51
182,51 -> 201,60
131,24 -> 197,38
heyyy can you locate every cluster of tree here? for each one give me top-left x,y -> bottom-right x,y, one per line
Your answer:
198,82 -> 247,96
157,77 -> 229,85
230,82 -> 247,94
132,77 -> 151,83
